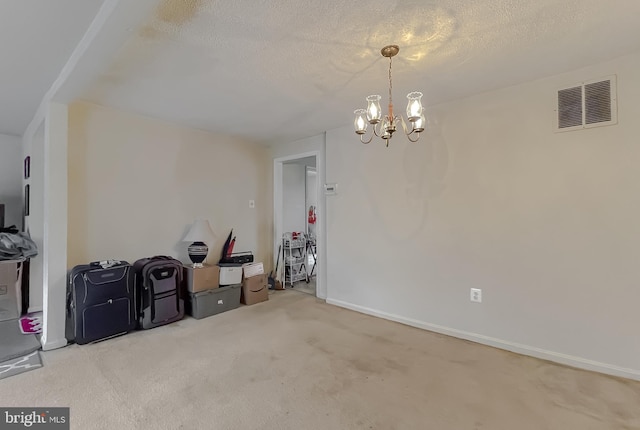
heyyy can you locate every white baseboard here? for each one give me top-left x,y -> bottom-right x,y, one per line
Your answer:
27,306 -> 43,314
326,298 -> 640,382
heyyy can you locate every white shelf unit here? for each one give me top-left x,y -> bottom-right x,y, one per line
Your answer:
282,235 -> 308,287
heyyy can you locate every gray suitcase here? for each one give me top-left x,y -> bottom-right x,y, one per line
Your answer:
133,256 -> 184,329
187,284 -> 241,320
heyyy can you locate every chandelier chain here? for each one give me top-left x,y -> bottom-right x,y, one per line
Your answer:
388,56 -> 393,116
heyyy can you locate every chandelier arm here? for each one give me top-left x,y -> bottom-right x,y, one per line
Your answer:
372,121 -> 383,138
398,116 -> 411,136
397,116 -> 422,143
360,131 -> 375,144
359,122 -> 381,144
406,132 -> 421,143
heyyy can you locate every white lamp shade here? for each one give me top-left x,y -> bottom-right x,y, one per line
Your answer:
182,219 -> 216,243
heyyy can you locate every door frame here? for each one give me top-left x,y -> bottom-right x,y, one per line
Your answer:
305,165 -> 317,241
273,150 -> 326,299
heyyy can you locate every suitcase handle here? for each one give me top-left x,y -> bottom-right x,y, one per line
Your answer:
149,267 -> 177,282
91,260 -> 122,269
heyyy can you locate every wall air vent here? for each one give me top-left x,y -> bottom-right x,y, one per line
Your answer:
555,75 -> 617,132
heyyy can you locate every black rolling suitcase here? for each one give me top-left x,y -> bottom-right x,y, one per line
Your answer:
133,256 -> 184,329
66,260 -> 136,345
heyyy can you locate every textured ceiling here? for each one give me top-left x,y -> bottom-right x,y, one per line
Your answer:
0,0 -> 106,136
80,0 -> 640,145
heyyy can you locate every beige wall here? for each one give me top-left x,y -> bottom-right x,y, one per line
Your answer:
324,51 -> 640,379
68,102 -> 271,269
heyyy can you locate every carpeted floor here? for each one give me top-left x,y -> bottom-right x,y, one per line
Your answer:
291,277 -> 316,296
0,290 -> 639,429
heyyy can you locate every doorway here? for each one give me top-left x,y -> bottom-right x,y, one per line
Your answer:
273,151 -> 325,299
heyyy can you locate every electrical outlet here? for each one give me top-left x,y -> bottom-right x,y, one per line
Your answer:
470,288 -> 482,303
249,200 -> 255,208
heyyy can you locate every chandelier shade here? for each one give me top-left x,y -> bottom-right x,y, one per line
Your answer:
406,92 -> 423,122
366,95 -> 382,124
353,45 -> 425,146
354,109 -> 368,134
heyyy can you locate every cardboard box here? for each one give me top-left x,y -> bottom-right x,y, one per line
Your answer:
184,264 -> 220,293
241,273 -> 269,305
0,260 -> 22,322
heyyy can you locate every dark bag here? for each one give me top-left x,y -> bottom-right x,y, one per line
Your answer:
66,260 -> 136,345
219,251 -> 254,265
0,225 -> 19,234
133,256 -> 184,329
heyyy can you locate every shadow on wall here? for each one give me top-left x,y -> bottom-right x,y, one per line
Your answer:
67,105 -> 90,268
361,110 -> 449,242
171,223 -> 191,264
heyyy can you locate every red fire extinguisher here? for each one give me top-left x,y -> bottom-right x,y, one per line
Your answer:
308,206 -> 316,225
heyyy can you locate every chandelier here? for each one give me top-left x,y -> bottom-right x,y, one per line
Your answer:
353,45 -> 425,146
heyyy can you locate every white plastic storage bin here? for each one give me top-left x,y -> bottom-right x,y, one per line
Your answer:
218,265 -> 243,286
0,260 -> 23,322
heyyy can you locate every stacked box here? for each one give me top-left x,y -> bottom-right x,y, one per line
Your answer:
184,264 -> 219,293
